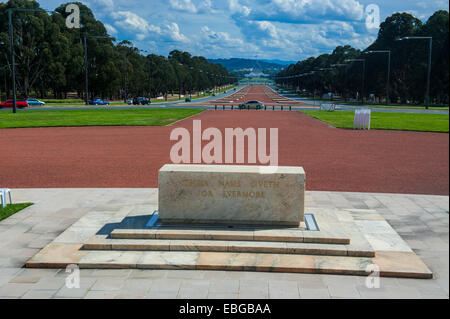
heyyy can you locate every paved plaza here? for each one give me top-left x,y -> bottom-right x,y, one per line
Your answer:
0,189 -> 447,299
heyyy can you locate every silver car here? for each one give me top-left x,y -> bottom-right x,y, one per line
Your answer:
239,100 -> 263,110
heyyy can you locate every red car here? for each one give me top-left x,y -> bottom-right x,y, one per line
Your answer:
0,99 -> 28,109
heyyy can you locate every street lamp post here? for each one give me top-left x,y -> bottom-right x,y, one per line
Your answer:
8,10 -> 17,113
83,35 -> 109,105
345,59 -> 366,104
0,66 -> 5,102
142,52 -> 151,100
396,36 -> 432,109
0,41 -> 4,102
177,63 -> 183,100
123,51 -> 128,103
165,62 -> 169,101
318,67 -> 334,97
331,64 -> 348,101
7,8 -> 60,113
364,50 -> 391,104
307,71 -> 316,105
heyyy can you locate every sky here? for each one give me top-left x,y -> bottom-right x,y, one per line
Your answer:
15,0 -> 450,61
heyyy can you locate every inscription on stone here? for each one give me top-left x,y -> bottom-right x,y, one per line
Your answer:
158,165 -> 305,227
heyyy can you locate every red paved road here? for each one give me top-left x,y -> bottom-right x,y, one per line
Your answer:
0,110 -> 448,195
200,85 -> 311,106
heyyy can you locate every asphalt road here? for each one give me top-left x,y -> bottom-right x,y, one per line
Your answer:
0,85 -> 247,111
281,93 -> 449,114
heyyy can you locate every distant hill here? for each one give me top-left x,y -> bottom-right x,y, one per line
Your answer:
207,58 -> 287,72
261,59 -> 296,66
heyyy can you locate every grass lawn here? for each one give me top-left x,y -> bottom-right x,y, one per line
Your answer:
368,105 -> 449,111
0,108 -> 203,129
302,110 -> 449,133
0,203 -> 33,222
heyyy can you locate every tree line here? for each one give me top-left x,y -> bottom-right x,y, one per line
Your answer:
275,10 -> 449,105
0,0 -> 237,101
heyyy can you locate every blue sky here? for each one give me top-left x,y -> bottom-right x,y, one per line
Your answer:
25,0 -> 450,61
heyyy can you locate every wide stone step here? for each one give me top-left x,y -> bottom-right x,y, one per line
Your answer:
82,238 -> 374,257
74,250 -> 375,276
110,229 -> 350,245
54,250 -> 424,278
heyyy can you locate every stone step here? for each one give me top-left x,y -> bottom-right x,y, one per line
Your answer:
82,238 -> 374,257
52,250 -> 429,279
110,229 -> 350,245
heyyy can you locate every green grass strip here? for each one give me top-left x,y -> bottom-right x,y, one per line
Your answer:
302,110 -> 449,133
0,203 -> 33,222
0,108 -> 203,128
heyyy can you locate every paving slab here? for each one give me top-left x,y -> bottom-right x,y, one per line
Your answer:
0,189 -> 447,299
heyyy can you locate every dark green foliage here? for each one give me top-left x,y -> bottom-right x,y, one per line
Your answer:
0,0 -> 236,101
276,11 -> 449,106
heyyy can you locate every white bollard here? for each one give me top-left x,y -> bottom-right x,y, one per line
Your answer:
354,109 -> 371,130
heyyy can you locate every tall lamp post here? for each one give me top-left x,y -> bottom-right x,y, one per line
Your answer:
0,66 -> 6,102
83,35 -> 110,105
123,51 -> 127,103
0,41 -> 4,102
140,50 -> 151,100
396,36 -> 432,109
345,59 -> 366,104
331,64 -> 348,101
307,71 -> 316,105
318,67 -> 334,98
364,50 -> 391,104
7,8 -> 59,113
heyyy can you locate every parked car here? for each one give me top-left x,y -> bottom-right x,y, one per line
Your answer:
0,99 -> 28,109
26,98 -> 46,106
133,97 -> 151,105
185,97 -> 191,102
89,99 -> 110,105
238,100 -> 263,110
126,99 -> 133,105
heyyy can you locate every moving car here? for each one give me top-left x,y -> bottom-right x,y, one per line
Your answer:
133,97 -> 151,105
89,99 -> 110,105
238,100 -> 263,110
26,98 -> 46,106
0,99 -> 28,109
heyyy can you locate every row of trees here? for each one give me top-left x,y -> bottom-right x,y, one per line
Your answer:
275,10 -> 449,105
0,0 -> 237,100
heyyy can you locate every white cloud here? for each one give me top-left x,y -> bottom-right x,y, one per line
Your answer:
201,26 -> 243,47
111,10 -> 190,43
98,0 -> 444,61
229,0 -> 251,16
233,0 -> 364,23
112,11 -> 159,34
104,23 -> 118,35
166,22 -> 190,42
198,0 -> 219,13
92,0 -> 115,11
169,0 -> 198,13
